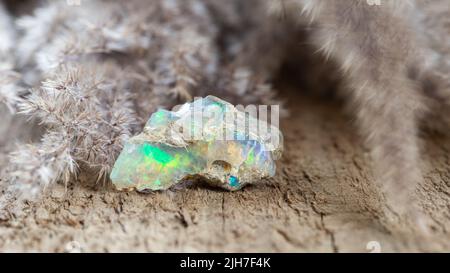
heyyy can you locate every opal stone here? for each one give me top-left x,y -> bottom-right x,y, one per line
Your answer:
110,96 -> 283,191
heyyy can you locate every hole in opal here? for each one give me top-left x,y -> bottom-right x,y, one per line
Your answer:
210,160 -> 232,173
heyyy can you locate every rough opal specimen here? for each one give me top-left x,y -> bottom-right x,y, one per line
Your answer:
110,96 -> 283,191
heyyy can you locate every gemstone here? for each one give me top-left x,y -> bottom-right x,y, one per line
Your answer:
228,175 -> 240,188
110,96 -> 283,191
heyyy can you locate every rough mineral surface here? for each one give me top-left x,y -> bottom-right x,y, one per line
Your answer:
110,96 -> 283,191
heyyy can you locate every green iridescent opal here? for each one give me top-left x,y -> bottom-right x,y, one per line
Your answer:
110,142 -> 206,191
110,96 -> 283,191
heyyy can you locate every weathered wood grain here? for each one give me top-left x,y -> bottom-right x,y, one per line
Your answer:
1,88 -> 450,252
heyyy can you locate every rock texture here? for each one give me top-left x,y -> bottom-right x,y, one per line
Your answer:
111,96 -> 282,192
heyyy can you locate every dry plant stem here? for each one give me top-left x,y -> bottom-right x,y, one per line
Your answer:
268,0 -> 450,227
0,0 -> 285,200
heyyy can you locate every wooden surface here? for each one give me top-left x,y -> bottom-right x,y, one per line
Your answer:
1,87 -> 450,252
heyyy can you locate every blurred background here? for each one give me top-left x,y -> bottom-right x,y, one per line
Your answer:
1,0 -> 449,252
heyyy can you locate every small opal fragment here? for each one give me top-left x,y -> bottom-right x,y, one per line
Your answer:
110,96 -> 283,191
